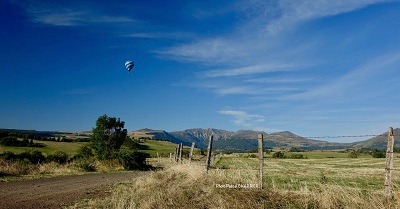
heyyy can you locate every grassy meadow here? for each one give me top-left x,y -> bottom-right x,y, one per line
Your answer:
67,151 -> 400,209
135,140 -> 186,157
0,139 -> 181,157
0,140 -> 89,156
0,139 -> 181,180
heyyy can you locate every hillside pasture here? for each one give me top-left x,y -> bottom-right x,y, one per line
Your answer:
0,140 -> 89,156
69,153 -> 400,208
215,155 -> 397,192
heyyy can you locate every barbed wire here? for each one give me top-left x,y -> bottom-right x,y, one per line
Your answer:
265,133 -> 400,140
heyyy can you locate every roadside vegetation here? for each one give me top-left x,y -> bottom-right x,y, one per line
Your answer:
0,114 -> 156,180
67,154 -> 400,209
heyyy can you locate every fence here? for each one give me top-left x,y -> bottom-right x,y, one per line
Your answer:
166,127 -> 397,199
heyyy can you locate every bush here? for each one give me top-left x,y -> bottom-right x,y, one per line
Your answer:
47,151 -> 69,164
74,145 -> 94,160
75,159 -> 97,172
348,150 -> 359,158
0,136 -> 19,146
0,151 -> 17,161
289,147 -> 303,152
289,154 -> 307,159
272,151 -> 286,159
371,151 -> 385,158
0,150 -> 45,164
119,151 -> 151,170
0,136 -> 45,147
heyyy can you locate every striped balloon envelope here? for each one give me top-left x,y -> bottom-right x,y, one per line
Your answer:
125,60 -> 134,73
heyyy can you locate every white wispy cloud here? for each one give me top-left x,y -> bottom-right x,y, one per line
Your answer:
218,109 -> 265,127
267,0 -> 396,33
284,53 -> 400,101
156,0 -> 392,64
128,32 -> 193,39
244,77 -> 312,83
25,4 -> 134,26
204,64 -> 295,77
155,38 -> 245,64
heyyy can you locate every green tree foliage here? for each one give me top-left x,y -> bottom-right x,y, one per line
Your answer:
46,151 -> 69,164
118,151 -> 151,170
0,136 -> 45,147
91,114 -> 128,160
75,145 -> 95,160
1,150 -> 45,164
348,149 -> 359,158
371,151 -> 385,158
289,147 -> 303,152
272,151 -> 286,159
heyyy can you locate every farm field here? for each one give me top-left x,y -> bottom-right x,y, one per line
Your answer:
68,152 -> 400,208
136,140 -> 187,157
0,140 -> 89,156
214,155 -> 400,192
0,139 -> 181,157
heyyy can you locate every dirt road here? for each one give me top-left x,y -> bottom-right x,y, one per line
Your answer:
0,172 -> 146,209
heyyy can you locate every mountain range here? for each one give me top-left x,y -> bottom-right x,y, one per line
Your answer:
3,127 -> 398,151
128,128 -> 400,151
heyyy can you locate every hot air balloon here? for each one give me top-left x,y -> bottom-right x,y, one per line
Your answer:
125,60 -> 134,73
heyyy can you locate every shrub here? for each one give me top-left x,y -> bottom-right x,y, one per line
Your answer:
289,147 -> 303,152
0,136 -> 19,146
75,159 -> 97,172
272,151 -> 286,159
0,150 -> 45,164
119,151 -> 151,170
75,145 -> 94,160
0,151 -> 17,161
348,150 -> 359,158
18,150 -> 45,164
289,154 -> 307,159
371,151 -> 385,158
47,151 -> 69,164
247,154 -> 257,158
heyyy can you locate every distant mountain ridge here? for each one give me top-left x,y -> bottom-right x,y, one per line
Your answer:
128,128 -> 358,150
3,127 -> 398,151
352,128 -> 400,149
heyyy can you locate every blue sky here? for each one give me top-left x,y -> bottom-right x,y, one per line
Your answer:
1,0 -> 400,142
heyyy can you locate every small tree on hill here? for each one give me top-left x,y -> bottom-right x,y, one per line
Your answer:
91,114 -> 127,160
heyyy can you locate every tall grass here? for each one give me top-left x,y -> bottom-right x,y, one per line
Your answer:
0,159 -> 124,180
67,160 -> 396,209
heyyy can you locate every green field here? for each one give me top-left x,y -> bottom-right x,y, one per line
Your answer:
135,140 -> 184,157
0,140 -> 89,156
214,153 -> 400,192
69,151 -> 400,209
0,139 -> 182,158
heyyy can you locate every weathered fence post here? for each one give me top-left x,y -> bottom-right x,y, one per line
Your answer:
175,146 -> 179,163
206,135 -> 214,172
169,153 -> 172,162
189,142 -> 195,163
179,143 -> 183,163
385,127 -> 394,200
157,152 -> 160,163
258,134 -> 264,189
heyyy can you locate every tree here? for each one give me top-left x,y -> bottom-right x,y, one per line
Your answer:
272,151 -> 286,159
91,114 -> 128,160
348,149 -> 359,158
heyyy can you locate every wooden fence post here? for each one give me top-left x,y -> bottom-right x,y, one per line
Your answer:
385,127 -> 394,200
175,146 -> 179,163
206,135 -> 214,172
179,143 -> 183,163
258,134 -> 264,189
189,142 -> 195,163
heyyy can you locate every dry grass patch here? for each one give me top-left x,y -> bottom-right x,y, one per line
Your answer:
67,162 -> 395,209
